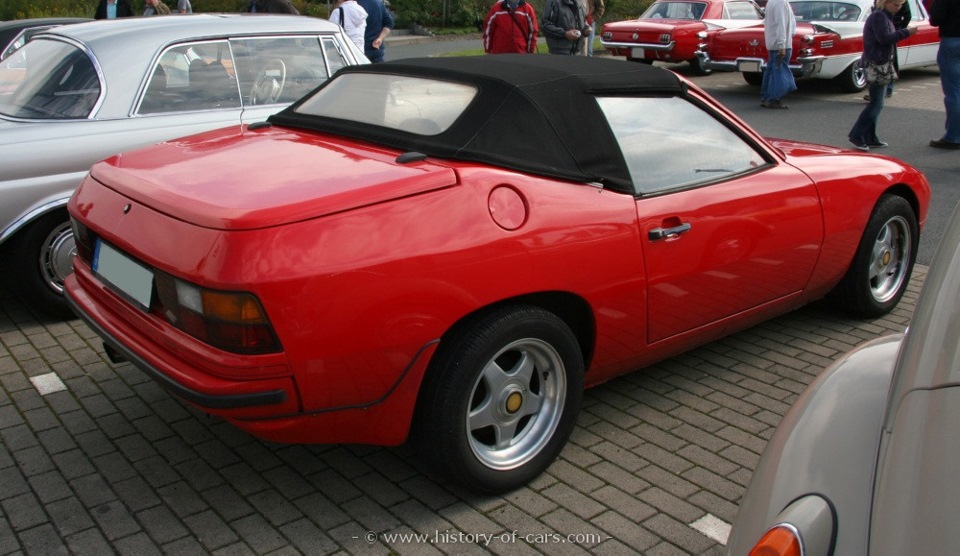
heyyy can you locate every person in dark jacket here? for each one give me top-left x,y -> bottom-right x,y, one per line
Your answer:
483,0 -> 539,54
929,0 -> 960,149
94,0 -> 134,19
247,0 -> 300,14
357,0 -> 394,63
540,0 -> 588,55
847,0 -> 917,151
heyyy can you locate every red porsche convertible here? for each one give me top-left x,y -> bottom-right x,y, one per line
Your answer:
600,0 -> 764,74
65,55 -> 930,493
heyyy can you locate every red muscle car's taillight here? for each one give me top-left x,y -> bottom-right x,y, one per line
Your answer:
153,273 -> 282,355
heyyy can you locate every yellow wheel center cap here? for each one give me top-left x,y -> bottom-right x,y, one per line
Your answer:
882,251 -> 892,266
505,391 -> 523,414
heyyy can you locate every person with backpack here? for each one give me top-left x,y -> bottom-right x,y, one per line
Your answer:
330,0 -> 368,50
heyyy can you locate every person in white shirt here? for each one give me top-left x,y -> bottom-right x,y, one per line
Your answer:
759,0 -> 797,108
330,0 -> 368,51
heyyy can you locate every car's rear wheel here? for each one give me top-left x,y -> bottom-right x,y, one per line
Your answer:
689,57 -> 712,76
835,60 -> 867,93
414,305 -> 583,493
742,71 -> 763,86
9,211 -> 76,319
829,195 -> 917,317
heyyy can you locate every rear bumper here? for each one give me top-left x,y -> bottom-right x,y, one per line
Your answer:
65,263 -> 438,446
695,50 -> 825,77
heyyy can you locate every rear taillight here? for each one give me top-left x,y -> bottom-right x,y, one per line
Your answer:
154,273 -> 281,355
749,524 -> 802,556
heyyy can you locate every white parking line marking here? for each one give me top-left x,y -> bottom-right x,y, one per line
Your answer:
30,372 -> 67,395
690,513 -> 731,545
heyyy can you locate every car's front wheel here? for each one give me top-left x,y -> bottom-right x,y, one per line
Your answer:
415,305 -> 584,493
9,211 -> 76,319
829,195 -> 918,317
835,60 -> 867,93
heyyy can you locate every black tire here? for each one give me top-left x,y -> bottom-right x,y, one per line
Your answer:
689,57 -> 712,76
835,60 -> 867,93
742,71 -> 763,86
414,305 -> 584,493
829,195 -> 918,318
9,211 -> 76,319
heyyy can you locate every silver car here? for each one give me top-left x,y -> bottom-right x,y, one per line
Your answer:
726,203 -> 960,553
0,14 -> 366,316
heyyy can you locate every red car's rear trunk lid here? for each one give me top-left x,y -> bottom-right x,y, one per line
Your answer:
89,125 -> 458,231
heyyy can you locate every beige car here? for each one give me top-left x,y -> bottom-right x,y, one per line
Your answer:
0,14 -> 366,317
727,201 -> 960,554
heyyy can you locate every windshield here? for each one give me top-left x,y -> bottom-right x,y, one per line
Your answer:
790,1 -> 861,22
641,2 -> 708,20
294,73 -> 477,135
0,38 -> 100,119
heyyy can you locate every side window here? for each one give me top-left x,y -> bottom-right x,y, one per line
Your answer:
322,37 -> 349,76
597,96 -> 766,195
139,40 -> 240,114
0,39 -> 100,119
233,36 -> 329,106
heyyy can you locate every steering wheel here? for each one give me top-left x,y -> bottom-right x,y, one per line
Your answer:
250,59 -> 287,105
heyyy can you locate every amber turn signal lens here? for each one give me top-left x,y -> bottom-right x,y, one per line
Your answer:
749,525 -> 802,556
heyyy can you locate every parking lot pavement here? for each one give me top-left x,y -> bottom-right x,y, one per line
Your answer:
0,263 -> 924,555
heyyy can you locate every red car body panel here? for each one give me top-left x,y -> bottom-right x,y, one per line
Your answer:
601,0 -> 763,63
63,59 -> 931,449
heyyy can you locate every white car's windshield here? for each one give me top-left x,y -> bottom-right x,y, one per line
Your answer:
790,1 -> 861,21
0,39 -> 100,119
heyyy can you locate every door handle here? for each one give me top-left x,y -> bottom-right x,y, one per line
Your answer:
648,222 -> 692,241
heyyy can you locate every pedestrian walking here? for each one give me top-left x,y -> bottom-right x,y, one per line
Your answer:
848,0 -> 917,151
929,0 -> 960,149
760,0 -> 797,108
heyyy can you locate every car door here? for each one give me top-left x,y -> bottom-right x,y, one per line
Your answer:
897,0 -> 939,68
597,95 -> 823,344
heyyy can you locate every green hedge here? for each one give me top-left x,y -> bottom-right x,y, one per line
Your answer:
1,0 -> 650,30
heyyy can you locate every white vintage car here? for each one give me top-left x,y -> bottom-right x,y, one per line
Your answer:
0,15 -> 366,316
696,0 -> 939,91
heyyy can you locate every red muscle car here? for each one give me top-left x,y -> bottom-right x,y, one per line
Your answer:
65,55 -> 930,493
600,0 -> 764,74
696,0 -> 939,91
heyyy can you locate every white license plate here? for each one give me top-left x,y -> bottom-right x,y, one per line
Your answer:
738,60 -> 761,73
631,48 -> 647,59
93,240 -> 154,309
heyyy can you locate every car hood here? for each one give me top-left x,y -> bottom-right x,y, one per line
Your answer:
88,124 -> 459,231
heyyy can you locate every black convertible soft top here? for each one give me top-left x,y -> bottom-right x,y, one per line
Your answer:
270,54 -> 684,193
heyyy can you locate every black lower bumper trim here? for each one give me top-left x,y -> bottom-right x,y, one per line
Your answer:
67,294 -> 286,410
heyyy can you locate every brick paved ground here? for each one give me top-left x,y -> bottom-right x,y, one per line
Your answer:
0,263 -> 924,555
